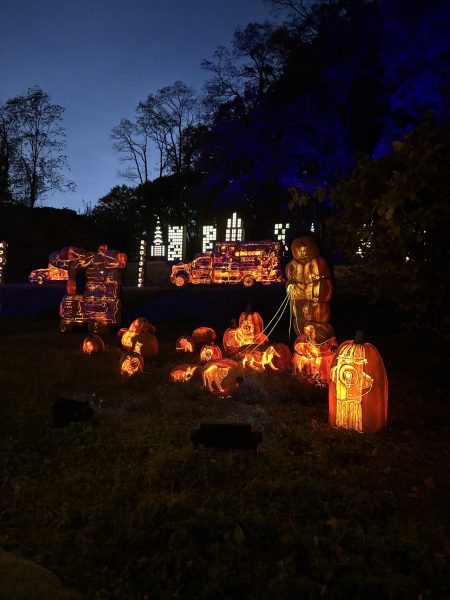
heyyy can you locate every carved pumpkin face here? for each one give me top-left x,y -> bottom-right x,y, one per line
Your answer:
82,334 -> 105,354
291,236 -> 320,263
170,364 -> 199,383
120,352 -> 144,377
192,327 -> 216,346
202,358 -> 244,398
237,311 -> 268,345
200,344 -> 223,364
328,334 -> 388,433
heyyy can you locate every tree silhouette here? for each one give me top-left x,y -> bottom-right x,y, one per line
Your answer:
0,86 -> 75,208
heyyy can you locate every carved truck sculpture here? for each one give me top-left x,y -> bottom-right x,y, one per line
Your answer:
170,240 -> 284,288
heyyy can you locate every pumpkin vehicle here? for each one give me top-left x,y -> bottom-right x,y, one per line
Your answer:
28,263 -> 69,285
170,240 -> 284,288
50,245 -> 127,334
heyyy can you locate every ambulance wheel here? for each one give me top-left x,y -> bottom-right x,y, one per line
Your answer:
242,275 -> 255,288
174,275 -> 187,287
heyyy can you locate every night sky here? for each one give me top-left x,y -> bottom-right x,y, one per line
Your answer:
0,0 -> 276,213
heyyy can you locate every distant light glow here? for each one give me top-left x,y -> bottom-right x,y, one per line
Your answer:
274,223 -> 290,251
167,225 -> 186,262
137,239 -> 147,287
202,225 -> 217,252
225,212 -> 244,242
0,241 -> 7,284
150,218 -> 165,258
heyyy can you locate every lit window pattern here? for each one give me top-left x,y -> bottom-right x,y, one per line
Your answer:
310,223 -> 315,233
225,212 -> 244,242
168,225 -> 185,262
202,225 -> 217,253
274,223 -> 290,251
150,218 -> 166,258
137,240 -> 147,287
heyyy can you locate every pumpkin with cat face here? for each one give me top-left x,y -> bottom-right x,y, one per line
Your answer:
119,351 -> 144,377
202,358 -> 244,398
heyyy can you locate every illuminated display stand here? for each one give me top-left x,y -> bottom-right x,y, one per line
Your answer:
137,240 -> 147,287
150,218 -> 165,258
167,225 -> 186,262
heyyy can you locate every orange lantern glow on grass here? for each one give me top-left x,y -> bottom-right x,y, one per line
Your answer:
202,358 -> 244,398
328,331 -> 388,433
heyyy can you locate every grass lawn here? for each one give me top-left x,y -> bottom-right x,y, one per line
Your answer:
0,284 -> 449,599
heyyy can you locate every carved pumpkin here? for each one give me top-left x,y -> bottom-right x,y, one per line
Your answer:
238,310 -> 268,345
192,327 -> 216,346
82,334 -> 105,354
121,319 -> 158,356
119,351 -> 144,377
176,336 -> 195,353
291,236 -> 320,263
241,343 -> 291,373
170,364 -> 199,383
292,322 -> 338,385
328,331 -> 388,433
132,331 -> 159,358
128,317 -> 156,334
200,344 -> 223,364
223,320 -> 240,356
202,358 -> 244,398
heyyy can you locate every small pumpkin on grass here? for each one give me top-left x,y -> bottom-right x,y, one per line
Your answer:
170,364 -> 199,383
200,344 -> 223,363
176,336 -> 195,353
192,327 -> 216,346
202,358 -> 244,398
82,334 -> 105,354
119,351 -> 144,377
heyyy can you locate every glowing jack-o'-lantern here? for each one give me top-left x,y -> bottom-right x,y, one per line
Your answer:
82,334 -> 105,354
170,364 -> 199,383
241,343 -> 291,372
176,336 -> 195,353
292,322 -> 338,385
328,331 -> 388,433
192,327 -> 216,346
121,318 -> 158,358
202,358 -> 244,398
222,310 -> 268,355
200,344 -> 223,364
119,351 -> 145,377
286,236 -> 334,335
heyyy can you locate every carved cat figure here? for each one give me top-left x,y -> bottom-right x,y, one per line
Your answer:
171,365 -> 198,382
202,364 -> 231,393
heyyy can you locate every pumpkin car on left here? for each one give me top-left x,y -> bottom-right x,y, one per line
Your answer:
28,263 -> 69,285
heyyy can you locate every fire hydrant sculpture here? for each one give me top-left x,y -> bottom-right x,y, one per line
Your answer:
49,244 -> 127,334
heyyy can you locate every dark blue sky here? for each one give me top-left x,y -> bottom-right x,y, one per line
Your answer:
1,0 -> 276,212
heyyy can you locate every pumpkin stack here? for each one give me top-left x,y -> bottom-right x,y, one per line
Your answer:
287,236 -> 337,385
119,317 -> 159,377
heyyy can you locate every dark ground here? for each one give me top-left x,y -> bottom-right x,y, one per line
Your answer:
0,273 -> 449,599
